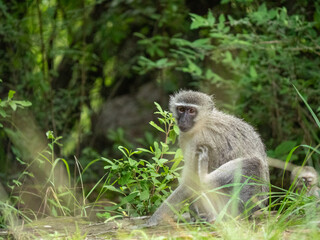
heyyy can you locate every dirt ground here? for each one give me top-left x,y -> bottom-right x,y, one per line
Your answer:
3,216 -> 217,239
3,213 -> 320,239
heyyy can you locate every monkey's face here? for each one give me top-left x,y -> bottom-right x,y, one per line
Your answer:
298,176 -> 316,190
291,166 -> 319,191
176,105 -> 197,132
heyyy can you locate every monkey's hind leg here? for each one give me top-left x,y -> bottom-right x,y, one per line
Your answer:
189,199 -> 216,223
198,154 -> 267,218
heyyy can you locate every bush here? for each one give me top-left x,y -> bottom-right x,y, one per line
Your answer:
99,103 -> 183,218
135,2 -> 320,164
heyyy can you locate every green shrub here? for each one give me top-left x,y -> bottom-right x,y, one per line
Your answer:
99,103 -> 182,218
135,2 -> 320,163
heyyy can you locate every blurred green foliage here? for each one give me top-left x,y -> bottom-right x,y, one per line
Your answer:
0,0 -> 319,225
135,1 -> 320,164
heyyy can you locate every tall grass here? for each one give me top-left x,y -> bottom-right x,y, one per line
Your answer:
0,86 -> 319,239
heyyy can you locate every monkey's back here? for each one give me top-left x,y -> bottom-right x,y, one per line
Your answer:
203,110 -> 266,164
181,109 -> 269,187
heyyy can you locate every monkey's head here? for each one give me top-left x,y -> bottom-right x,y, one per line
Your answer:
169,90 -> 214,132
291,166 -> 319,190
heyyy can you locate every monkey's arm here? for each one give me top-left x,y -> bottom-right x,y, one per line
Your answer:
146,184 -> 193,226
198,146 -> 209,184
267,157 -> 296,172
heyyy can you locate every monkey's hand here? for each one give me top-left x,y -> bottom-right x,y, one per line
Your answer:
197,145 -> 209,181
197,145 -> 209,159
146,217 -> 158,227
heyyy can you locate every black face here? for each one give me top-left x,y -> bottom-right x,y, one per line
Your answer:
176,106 -> 197,132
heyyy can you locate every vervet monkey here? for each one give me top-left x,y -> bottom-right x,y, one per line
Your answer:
291,166 -> 320,198
146,90 -> 270,226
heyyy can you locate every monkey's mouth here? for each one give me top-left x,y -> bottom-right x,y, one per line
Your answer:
178,126 -> 191,132
179,127 -> 187,132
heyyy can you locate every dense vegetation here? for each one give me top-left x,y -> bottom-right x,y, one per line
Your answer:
0,0 -> 319,238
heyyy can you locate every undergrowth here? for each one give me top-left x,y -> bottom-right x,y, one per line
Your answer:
0,87 -> 319,239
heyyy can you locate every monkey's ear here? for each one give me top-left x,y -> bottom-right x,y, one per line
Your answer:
209,94 -> 215,107
169,95 -> 177,114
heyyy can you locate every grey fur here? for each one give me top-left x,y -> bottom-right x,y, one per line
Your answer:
146,90 -> 270,226
291,166 -> 320,197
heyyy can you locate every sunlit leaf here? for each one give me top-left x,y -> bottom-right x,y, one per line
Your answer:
14,100 -> 32,107
8,90 -> 15,100
149,121 -> 165,133
0,109 -> 7,118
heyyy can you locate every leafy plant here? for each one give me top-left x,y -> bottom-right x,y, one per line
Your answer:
0,130 -> 91,229
0,84 -> 32,128
135,2 -> 320,158
100,102 -> 182,218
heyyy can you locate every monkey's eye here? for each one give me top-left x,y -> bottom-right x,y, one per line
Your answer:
188,108 -> 196,115
177,107 -> 185,113
307,177 -> 313,183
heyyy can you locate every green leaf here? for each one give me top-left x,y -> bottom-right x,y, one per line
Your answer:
219,14 -> 226,23
300,144 -> 320,155
104,185 -> 124,194
8,90 -> 15,100
190,13 -> 208,29
224,51 -> 233,63
158,158 -> 168,165
192,38 -> 212,49
205,69 -> 215,80
128,157 -> 136,167
209,32 -> 225,39
12,179 -> 22,187
173,125 -> 180,135
184,59 -> 202,75
281,145 -> 301,183
0,109 -> 7,118
160,142 -> 169,153
218,14 -> 225,30
155,58 -> 173,68
14,100 -> 32,107
102,157 -> 116,166
46,131 -> 55,140
207,11 -> 215,27
118,172 -> 131,185
171,148 -> 184,170
120,192 -> 139,205
140,189 -> 150,201
137,147 -> 152,154
118,146 -> 129,157
104,203 -> 121,211
274,141 -> 297,156
293,85 -> 320,128
228,15 -> 235,25
104,192 -> 139,211
8,101 -> 17,111
149,121 -> 165,133
209,72 -> 224,83
250,66 -> 258,79
154,102 -> 163,114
